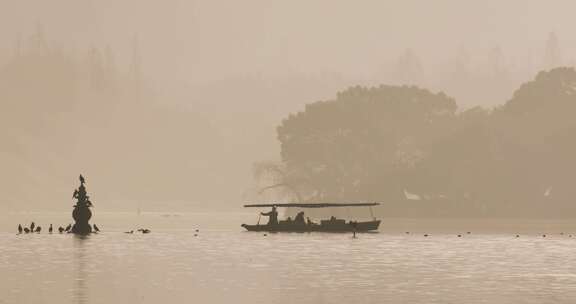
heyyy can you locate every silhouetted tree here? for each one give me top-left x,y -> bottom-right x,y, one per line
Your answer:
276,85 -> 456,208
266,67 -> 576,217
491,67 -> 576,216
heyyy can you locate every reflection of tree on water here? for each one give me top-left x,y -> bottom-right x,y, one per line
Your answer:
73,235 -> 90,304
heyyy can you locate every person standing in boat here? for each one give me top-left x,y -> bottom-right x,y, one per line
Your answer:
261,206 -> 278,226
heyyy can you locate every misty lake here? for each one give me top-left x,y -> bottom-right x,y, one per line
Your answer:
2,212 -> 576,304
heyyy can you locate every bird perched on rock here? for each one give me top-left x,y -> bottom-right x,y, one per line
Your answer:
24,228 -> 30,233
93,224 -> 100,232
58,227 -> 64,233
18,224 -> 22,234
30,222 -> 35,232
65,224 -> 72,232
79,174 -> 85,184
35,226 -> 41,233
48,224 -> 53,233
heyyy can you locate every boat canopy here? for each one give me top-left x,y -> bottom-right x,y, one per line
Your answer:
243,203 -> 380,208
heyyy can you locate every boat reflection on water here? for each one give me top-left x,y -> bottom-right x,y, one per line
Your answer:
241,203 -> 381,232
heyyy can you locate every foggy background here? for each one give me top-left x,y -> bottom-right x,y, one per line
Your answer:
2,0 -> 575,212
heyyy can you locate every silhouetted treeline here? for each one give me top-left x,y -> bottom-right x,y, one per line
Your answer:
256,67 -> 576,218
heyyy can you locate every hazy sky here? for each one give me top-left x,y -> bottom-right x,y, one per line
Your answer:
3,0 -> 576,93
3,0 -> 576,210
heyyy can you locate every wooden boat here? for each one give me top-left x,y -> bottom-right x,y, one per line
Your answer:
241,203 -> 381,233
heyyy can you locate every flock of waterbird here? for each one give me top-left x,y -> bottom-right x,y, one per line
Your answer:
16,222 -> 101,234
16,222 -> 153,235
402,231 -> 574,238
124,229 -> 151,234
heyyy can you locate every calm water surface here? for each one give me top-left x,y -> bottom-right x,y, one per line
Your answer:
2,212 -> 576,304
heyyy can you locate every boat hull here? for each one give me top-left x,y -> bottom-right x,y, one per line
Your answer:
241,220 -> 380,232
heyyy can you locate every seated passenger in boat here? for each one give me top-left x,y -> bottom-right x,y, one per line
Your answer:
294,211 -> 305,224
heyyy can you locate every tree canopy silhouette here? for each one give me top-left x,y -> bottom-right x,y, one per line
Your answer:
259,67 -> 576,217
276,85 -> 456,204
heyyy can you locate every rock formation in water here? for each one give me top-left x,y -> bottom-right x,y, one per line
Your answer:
71,174 -> 93,234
